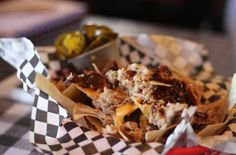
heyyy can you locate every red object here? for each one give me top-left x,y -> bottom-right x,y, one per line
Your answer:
166,146 -> 220,155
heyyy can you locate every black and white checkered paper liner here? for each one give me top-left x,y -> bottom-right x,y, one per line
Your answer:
0,36 -> 235,154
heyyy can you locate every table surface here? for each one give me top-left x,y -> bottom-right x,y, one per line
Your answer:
0,0 -> 87,37
0,15 -> 234,155
0,75 -> 41,155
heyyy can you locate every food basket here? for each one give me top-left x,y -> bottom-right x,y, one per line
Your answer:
0,34 -> 235,155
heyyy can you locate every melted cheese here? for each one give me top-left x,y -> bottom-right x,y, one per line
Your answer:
76,85 -> 100,99
114,103 -> 138,126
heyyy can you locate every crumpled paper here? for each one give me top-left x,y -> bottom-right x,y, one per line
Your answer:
0,38 -> 35,68
229,74 -> 236,109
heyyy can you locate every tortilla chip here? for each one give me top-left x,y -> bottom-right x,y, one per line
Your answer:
73,103 -> 110,124
132,97 -> 151,119
85,116 -> 103,132
35,73 -> 109,124
145,125 -> 176,142
63,84 -> 82,101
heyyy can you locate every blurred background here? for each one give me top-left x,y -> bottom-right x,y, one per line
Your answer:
0,0 -> 235,77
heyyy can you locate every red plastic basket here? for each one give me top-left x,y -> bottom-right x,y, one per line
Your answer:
166,146 -> 220,155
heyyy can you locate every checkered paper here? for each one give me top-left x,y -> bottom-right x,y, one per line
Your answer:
0,36 -> 235,155
119,35 -> 211,75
